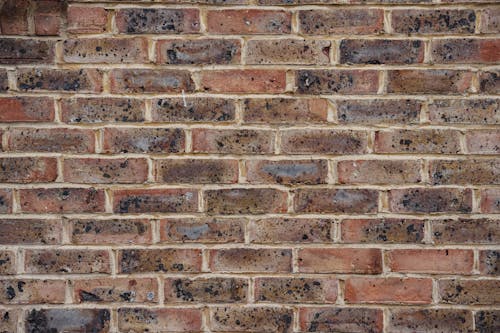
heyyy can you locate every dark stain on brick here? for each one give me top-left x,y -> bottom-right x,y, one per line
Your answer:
26,309 -> 110,333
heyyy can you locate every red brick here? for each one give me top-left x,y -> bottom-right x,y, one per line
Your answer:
0,38 -> 55,64
118,308 -> 201,332
61,97 -> 144,123
8,128 -> 95,153
338,160 -> 421,184
64,158 -> 148,184
103,128 -> 185,154
374,129 -> 461,154
0,0 -> 29,35
392,9 -> 476,34
479,250 -> 499,275
157,39 -> 241,64
428,98 -> 499,124
281,129 -> 368,154
160,218 -> 245,243
192,129 -> 274,154
164,277 -> 248,303
389,188 -> 472,213
429,159 -> 499,185
432,39 -> 500,64
0,279 -> 65,304
118,249 -> 202,273
255,277 -> 337,303
0,219 -> 61,245
152,98 -> 236,123
294,189 -> 378,213
63,38 -> 149,64
0,97 -> 54,122
200,70 -> 286,93
207,10 -> 291,34
34,0 -> 63,36
475,310 -> 500,333
481,189 -> 500,213
25,249 -> 110,274
113,189 -> 198,213
116,8 -> 200,34
210,306 -> 293,332
299,9 -> 384,35
0,250 -> 15,275
336,99 -> 421,124
340,39 -> 424,64
466,130 -> 499,154
299,307 -> 383,333
387,70 -> 472,94
246,159 -> 328,185
387,309 -> 473,333
341,218 -> 424,244
74,278 -> 157,303
155,159 -> 238,184
17,68 -> 102,92
439,279 -> 500,305
479,70 -> 499,94
481,7 -> 500,33
109,69 -> 194,93
345,278 -> 432,304
67,6 -> 108,34
20,188 -> 105,213
205,188 -> 287,215
0,157 -> 57,183
432,218 -> 500,244
0,309 -> 18,332
246,39 -> 330,65
243,98 -> 328,124
210,248 -> 292,273
70,219 -> 152,245
386,249 -> 474,274
26,309 -> 110,333
296,70 -> 378,94
298,248 -> 382,274
249,218 -> 333,243
0,189 -> 12,213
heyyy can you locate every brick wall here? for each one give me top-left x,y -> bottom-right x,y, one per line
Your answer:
0,0 -> 498,332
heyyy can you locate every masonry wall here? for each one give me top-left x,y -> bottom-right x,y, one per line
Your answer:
0,0 -> 498,332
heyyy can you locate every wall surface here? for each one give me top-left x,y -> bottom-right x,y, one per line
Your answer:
0,0 -> 499,332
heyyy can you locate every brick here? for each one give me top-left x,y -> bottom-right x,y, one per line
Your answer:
164,277 -> 248,303
338,160 -> 421,184
389,188 -> 472,213
481,7 -> 500,33
481,189 -> 500,213
207,10 -> 291,34
210,306 -> 293,332
0,279 -> 65,304
387,249 -> 473,274
428,98 -> 499,124
118,308 -> 201,332
0,309 -> 17,332
247,39 -> 330,65
299,307 -> 383,333
67,6 -> 108,34
439,279 -> 500,305
109,69 -> 194,93
0,97 -> 54,122
475,310 -> 500,333
432,39 -> 500,64
341,218 -> 424,244
243,98 -> 328,124
247,159 -> 328,185
432,218 -> 500,244
249,218 -> 333,243
0,219 -> 61,245
25,249 -> 110,274
0,157 -> 57,183
205,188 -> 287,214
0,251 -> 15,275
61,97 -> 144,123
116,8 -> 200,34
8,128 -> 95,153
64,158 -> 149,184
294,189 -> 378,213
387,309 -> 473,333
374,129 -> 461,154
299,9 -> 384,35
340,39 -> 424,64
160,218 -> 245,243
466,130 -> 499,154
155,159 -> 238,184
118,249 -> 202,273
0,0 -> 29,35
480,250 -> 499,275
479,70 -> 499,94
103,128 -> 185,154
387,70 -> 472,94
200,70 -> 286,93
345,278 -> 432,304
430,159 -> 499,185
210,249 -> 292,272
255,277 -> 337,303
0,189 -> 11,213
392,10 -> 476,34
281,129 -> 368,154
152,98 -> 236,122
0,70 -> 8,92
19,188 -> 105,213
157,39 -> 241,64
298,248 -> 382,274
74,278 -> 157,303
34,0 -> 63,35
0,38 -> 55,64
71,219 -> 152,245
26,309 -> 110,333
113,189 -> 198,213
336,99 -> 421,124
63,38 -> 149,64
17,68 -> 102,92
296,70 -> 378,94
192,129 -> 274,154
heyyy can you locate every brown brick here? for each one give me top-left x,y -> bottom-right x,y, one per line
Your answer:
481,189 -> 500,213
0,219 -> 61,245
192,129 -> 274,154
20,188 -> 105,213
299,9 -> 384,35
109,69 -> 194,93
205,188 -> 287,214
432,39 -> 500,64
160,218 -> 245,243
210,306 -> 293,332
0,189 -> 11,213
118,249 -> 202,273
67,6 -> 108,34
103,128 -> 185,153
155,159 -> 238,184
479,70 -> 499,94
387,249 -> 473,274
475,310 -> 500,333
281,129 -> 368,155
118,308 -> 201,332
0,251 -> 15,275
164,277 -> 248,303
387,70 -> 472,94
113,189 -> 198,213
374,129 -> 461,154
430,159 -> 499,185
25,249 -> 110,274
26,309 -> 110,333
341,218 -> 424,244
71,219 -> 152,245
433,218 -> 500,244
34,0 -> 63,36
116,8 -> 200,34
338,160 -> 421,185
0,279 -> 65,304
387,309 -> 473,333
152,98 -> 236,123
210,248 -> 291,273
0,0 -> 29,35
0,309 -> 18,332
0,157 -> 57,183
247,39 -> 330,65
200,70 -> 286,93
299,307 -> 383,333
336,99 -> 421,124
249,218 -> 333,244
389,188 -> 472,213
340,39 -> 424,64
0,38 -> 54,64
243,98 -> 328,124
61,97 -> 144,123
345,278 -> 432,304
8,128 -> 95,153
480,250 -> 499,275
392,10 -> 476,34
296,70 -> 378,94
466,130 -> 499,154
481,7 -> 500,33
247,159 -> 328,185
0,97 -> 54,122
63,38 -> 148,64
74,278 -> 157,303
439,279 -> 500,305
429,98 -> 499,124
207,10 -> 291,34
157,39 -> 241,64
256,277 -> 337,304
298,248 -> 382,274
294,189 -> 378,214
17,68 -> 102,92
64,158 -> 148,184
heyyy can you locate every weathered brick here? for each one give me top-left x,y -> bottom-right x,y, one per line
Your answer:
64,158 -> 148,184
63,38 -> 149,64
475,310 -> 500,333
25,249 -> 110,274
432,39 -> 500,64
200,70 -> 286,93
0,97 -> 54,122
479,70 -> 499,94
0,157 -> 57,183
387,309 -> 473,333
152,98 -> 236,122
0,279 -> 65,304
341,218 -> 424,244
17,68 -> 102,92
205,188 -> 287,214
74,278 -> 157,303
0,251 -> 15,275
67,6 -> 108,34
109,69 -> 194,93
0,219 -> 61,245
0,189 -> 12,213
298,248 -> 382,274
466,130 -> 499,154
0,38 -> 54,64
26,309 -> 110,333
243,98 -> 328,124
296,70 -> 378,94
336,99 -> 421,124
210,306 -> 293,332
480,250 -> 499,275
299,9 -> 384,35
249,218 -> 333,243
439,279 -> 500,305
386,249 -> 473,274
155,159 -> 238,184
247,39 -> 330,65
164,277 -> 248,303
387,70 -> 472,94
281,129 -> 368,154
118,249 -> 202,273
481,189 -> 500,213
160,218 -> 245,243
340,39 -> 424,64
0,0 -> 29,35
157,39 -> 241,64
103,128 -> 185,154
8,128 -> 95,153
430,159 -> 499,185
71,219 -> 152,245
0,70 -> 8,92
481,7 -> 500,33
338,160 -> 421,184
116,8 -> 200,34
432,218 -> 500,244
19,188 -> 105,213
34,0 -> 63,36
294,189 -> 378,213
113,189 -> 198,213
246,159 -> 328,184
345,278 -> 432,304
207,10 -> 291,34
0,309 -> 17,332
374,129 -> 461,154
299,307 -> 383,333
389,188 -> 472,213
192,129 -> 274,154
118,308 -> 201,332
256,277 -> 337,303
429,98 -> 499,124
392,10 -> 476,34
61,97 -> 144,123
210,249 -> 292,272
